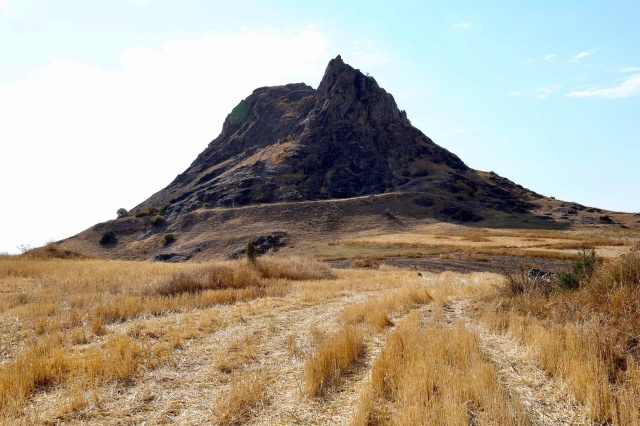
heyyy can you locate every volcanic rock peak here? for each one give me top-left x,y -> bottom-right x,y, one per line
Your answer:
134,55 -> 468,217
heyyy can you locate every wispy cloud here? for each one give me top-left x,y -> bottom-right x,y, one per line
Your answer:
535,85 -> 562,99
617,67 -> 640,73
544,54 -> 556,62
566,74 -> 640,98
568,50 -> 593,63
452,22 -> 472,30
506,90 -> 521,97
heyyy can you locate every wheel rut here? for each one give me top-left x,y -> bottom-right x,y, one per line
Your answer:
442,299 -> 589,426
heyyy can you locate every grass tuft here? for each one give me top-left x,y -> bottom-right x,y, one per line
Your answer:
304,326 -> 364,397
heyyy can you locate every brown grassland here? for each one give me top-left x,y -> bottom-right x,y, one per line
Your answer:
1,228 -> 640,425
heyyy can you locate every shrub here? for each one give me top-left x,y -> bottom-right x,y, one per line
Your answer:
162,233 -> 175,246
99,230 -> 117,245
558,248 -> 600,290
135,207 -> 159,217
159,203 -> 171,215
246,242 -> 257,265
116,208 -> 129,218
599,215 -> 613,223
150,215 -> 167,227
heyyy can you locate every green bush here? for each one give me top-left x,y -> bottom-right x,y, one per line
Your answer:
159,203 -> 171,215
116,208 -> 129,218
558,248 -> 600,290
99,230 -> 117,245
151,215 -> 167,227
162,233 -> 175,246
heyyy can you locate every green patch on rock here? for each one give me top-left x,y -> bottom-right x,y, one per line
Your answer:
227,99 -> 251,124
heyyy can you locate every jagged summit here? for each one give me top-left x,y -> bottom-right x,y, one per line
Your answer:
136,55 -> 469,219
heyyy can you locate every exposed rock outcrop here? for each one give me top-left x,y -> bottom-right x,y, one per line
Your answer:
134,55 -> 471,221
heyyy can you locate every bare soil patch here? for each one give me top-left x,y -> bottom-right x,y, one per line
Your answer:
328,254 -> 571,274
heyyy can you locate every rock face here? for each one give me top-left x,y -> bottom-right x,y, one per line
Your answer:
134,55 -> 472,220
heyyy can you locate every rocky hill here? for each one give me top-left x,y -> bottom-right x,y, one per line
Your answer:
135,55 -> 531,219
58,56 -> 638,260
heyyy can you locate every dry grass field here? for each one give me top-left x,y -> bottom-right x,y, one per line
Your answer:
1,230 -> 640,425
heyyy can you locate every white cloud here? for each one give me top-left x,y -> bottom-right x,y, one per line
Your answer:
568,50 -> 593,63
535,85 -> 562,99
0,0 -> 11,13
617,67 -> 640,73
506,90 -> 521,97
566,74 -> 640,98
452,22 -> 472,30
544,54 -> 556,62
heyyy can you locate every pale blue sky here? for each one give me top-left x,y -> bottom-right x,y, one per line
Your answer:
1,0 -> 639,253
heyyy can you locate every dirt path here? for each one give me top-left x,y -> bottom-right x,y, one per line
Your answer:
442,299 -> 589,426
70,293 -> 371,425
247,307 -> 418,426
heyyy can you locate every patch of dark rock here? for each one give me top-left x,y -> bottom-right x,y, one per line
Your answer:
413,196 -> 435,207
155,253 -> 191,263
229,232 -> 287,259
439,205 -> 483,222
599,215 -> 614,224
137,230 -> 155,241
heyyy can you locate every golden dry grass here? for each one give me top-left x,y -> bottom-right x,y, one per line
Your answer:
340,285 -> 432,331
484,250 -> 640,425
352,311 -> 528,426
0,255 -> 333,421
214,370 -> 270,425
336,224 -> 633,261
304,326 -> 365,397
4,237 -> 640,424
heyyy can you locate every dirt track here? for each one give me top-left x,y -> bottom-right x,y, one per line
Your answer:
327,254 -> 571,274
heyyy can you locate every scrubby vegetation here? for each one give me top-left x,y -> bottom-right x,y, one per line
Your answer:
159,202 -> 171,215
150,215 -> 167,227
135,206 -> 159,217
99,230 -> 117,245
162,233 -> 175,246
488,248 -> 640,424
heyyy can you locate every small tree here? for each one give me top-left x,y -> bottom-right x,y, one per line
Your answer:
117,208 -> 129,218
246,242 -> 258,265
